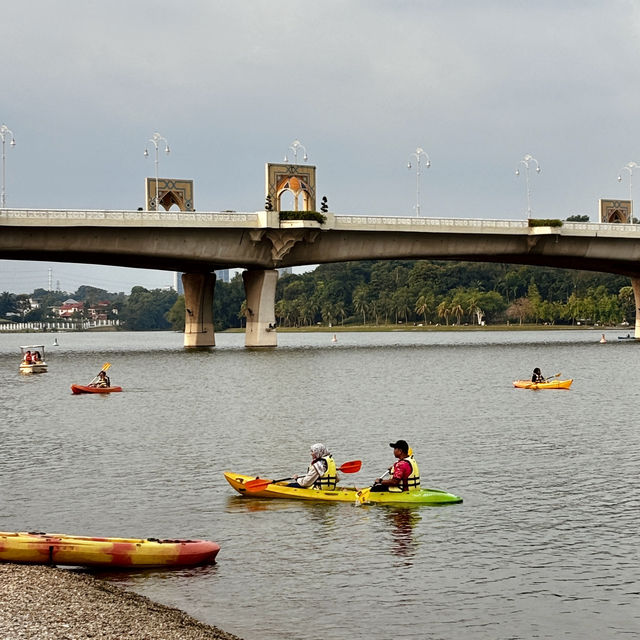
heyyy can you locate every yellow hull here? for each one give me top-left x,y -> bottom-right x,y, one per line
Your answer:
513,379 -> 572,389
0,531 -> 220,567
224,471 -> 462,505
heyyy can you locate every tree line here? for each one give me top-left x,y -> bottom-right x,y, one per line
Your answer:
175,259 -> 633,331
1,259 -> 634,332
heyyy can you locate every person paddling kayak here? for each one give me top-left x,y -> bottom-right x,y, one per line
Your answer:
531,367 -> 545,383
90,370 -> 111,388
288,443 -> 338,490
370,440 -> 420,492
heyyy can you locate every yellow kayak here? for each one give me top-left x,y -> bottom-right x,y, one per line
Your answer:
513,379 -> 573,389
0,531 -> 220,568
224,471 -> 462,505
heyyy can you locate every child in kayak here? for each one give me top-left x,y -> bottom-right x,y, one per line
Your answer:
531,367 -> 545,382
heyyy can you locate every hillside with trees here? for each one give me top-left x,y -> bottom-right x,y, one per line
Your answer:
1,260 -> 633,332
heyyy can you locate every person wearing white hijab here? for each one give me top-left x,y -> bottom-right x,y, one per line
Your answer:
290,443 -> 335,489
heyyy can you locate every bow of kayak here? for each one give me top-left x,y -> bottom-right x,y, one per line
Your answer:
223,471 -> 462,505
0,531 -> 219,567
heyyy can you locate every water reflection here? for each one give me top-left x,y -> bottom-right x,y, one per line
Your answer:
385,507 -> 421,561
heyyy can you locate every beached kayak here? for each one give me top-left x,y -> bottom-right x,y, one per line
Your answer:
0,531 -> 220,568
71,384 -> 123,394
223,471 -> 463,505
513,379 -> 573,389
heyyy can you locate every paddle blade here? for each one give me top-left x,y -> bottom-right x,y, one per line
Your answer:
243,477 -> 274,492
338,460 -> 362,474
102,363 -> 111,372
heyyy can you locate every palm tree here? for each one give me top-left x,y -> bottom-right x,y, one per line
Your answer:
353,285 -> 369,325
415,295 -> 429,323
451,303 -> 464,325
437,300 -> 450,326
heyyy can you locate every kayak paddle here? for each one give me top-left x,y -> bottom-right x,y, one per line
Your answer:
355,469 -> 390,506
544,372 -> 561,382
244,459 -> 362,492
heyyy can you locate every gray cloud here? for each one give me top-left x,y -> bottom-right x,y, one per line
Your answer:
2,1 -> 639,292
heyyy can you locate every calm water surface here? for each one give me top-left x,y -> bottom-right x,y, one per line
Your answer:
0,330 -> 638,639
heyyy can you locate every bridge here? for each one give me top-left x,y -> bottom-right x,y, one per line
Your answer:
2,208 -> 640,346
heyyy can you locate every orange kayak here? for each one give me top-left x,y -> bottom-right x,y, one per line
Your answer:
513,379 -> 573,389
0,531 -> 220,568
71,384 -> 122,394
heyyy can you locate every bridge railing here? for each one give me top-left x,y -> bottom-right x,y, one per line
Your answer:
3,208 -> 640,237
0,208 -> 266,227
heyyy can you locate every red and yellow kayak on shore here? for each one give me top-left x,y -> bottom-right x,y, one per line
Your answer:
224,471 -> 462,505
0,531 -> 220,568
71,384 -> 123,394
513,379 -> 573,390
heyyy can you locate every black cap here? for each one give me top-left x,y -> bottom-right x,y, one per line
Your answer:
389,440 -> 409,453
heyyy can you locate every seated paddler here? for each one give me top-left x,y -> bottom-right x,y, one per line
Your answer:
370,439 -> 420,492
288,443 -> 338,490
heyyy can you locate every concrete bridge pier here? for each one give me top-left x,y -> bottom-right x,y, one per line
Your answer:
243,269 -> 278,347
631,277 -> 640,338
182,272 -> 216,348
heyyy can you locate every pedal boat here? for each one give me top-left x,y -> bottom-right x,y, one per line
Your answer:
223,471 -> 462,505
19,345 -> 48,374
512,379 -> 573,389
0,531 -> 220,568
71,384 -> 123,394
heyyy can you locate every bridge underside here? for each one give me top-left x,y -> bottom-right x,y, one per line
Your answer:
3,226 -> 640,279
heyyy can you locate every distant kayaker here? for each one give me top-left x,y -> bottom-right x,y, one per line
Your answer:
91,370 -> 111,388
531,367 -> 545,383
288,443 -> 338,490
370,440 -> 420,492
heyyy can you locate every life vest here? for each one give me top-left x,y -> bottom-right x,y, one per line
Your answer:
389,455 -> 421,492
313,455 -> 337,490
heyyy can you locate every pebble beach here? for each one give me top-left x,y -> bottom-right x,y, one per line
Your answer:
0,563 -> 243,640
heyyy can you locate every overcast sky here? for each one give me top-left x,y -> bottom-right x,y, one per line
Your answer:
2,1 -> 640,293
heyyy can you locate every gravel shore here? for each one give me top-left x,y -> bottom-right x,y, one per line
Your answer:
0,563 -> 243,640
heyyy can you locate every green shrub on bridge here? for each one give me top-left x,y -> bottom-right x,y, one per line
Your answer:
279,211 -> 327,224
528,218 -> 563,228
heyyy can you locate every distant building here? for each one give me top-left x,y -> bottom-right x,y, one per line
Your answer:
278,267 -> 293,275
56,299 -> 84,318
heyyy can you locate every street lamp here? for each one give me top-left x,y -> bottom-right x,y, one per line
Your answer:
284,139 -> 308,163
0,124 -> 16,208
617,161 -> 640,223
144,132 -> 170,211
515,154 -> 541,219
407,147 -> 431,217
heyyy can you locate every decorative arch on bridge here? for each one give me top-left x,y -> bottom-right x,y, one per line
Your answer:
265,163 -> 316,212
599,199 -> 631,223
145,178 -> 194,211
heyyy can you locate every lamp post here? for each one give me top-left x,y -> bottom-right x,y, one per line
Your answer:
144,132 -> 170,211
617,161 -> 640,223
0,124 -> 16,208
515,154 -> 541,219
407,147 -> 431,217
284,139 -> 307,163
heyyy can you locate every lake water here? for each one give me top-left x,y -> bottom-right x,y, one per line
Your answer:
0,329 -> 638,639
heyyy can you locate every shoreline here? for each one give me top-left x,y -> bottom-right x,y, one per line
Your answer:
0,563 -> 243,640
